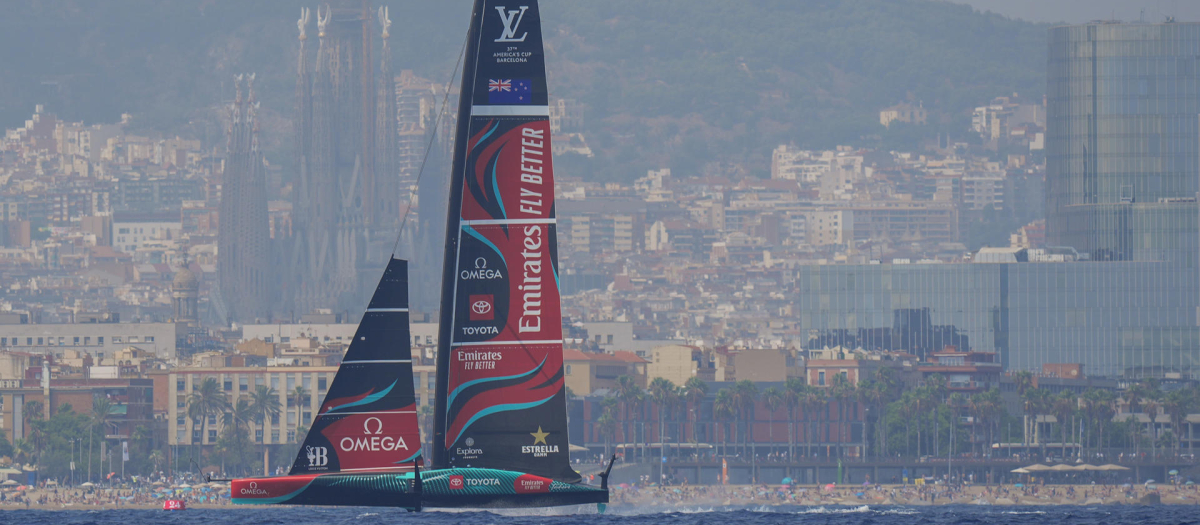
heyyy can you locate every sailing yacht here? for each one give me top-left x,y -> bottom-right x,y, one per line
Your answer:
231,0 -> 611,509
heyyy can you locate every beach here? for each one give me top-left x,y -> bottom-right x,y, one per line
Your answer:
0,482 -> 1195,510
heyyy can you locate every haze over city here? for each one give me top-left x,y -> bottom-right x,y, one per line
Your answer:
1,0 -> 1200,515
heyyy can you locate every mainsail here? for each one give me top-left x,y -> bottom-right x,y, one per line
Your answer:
433,0 -> 579,483
291,257 -> 422,475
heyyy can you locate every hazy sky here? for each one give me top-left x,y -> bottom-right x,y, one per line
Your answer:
952,0 -> 1200,24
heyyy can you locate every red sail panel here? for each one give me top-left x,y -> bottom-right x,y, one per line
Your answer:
434,0 -> 579,483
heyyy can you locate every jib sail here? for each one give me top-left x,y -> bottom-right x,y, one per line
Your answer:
290,257 -> 422,475
433,0 -> 579,483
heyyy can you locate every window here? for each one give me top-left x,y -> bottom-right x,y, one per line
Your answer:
129,336 -> 139,343
113,337 -> 122,343
281,337 -> 290,343
37,337 -> 43,345
302,375 -> 311,391
303,411 -> 311,422
255,430 -> 263,443
565,365 -> 572,375
271,414 -> 280,425
84,337 -> 90,345
286,430 -> 295,442
176,380 -> 185,392
26,338 -> 32,345
287,376 -> 295,391
223,379 -> 233,391
177,416 -> 185,426
177,400 -> 185,408
271,376 -> 279,390
239,377 -> 249,391
288,412 -> 296,425
271,430 -> 280,442
607,335 -> 614,344
818,371 -> 826,386
414,374 -> 421,389
177,430 -> 186,442
74,337 -> 80,345
98,337 -> 104,344
1,338 -> 6,346
426,336 -> 433,345
145,336 -> 154,342
208,414 -> 217,425
192,429 -> 201,441
208,430 -> 217,441
317,377 -> 327,391
414,336 -> 421,344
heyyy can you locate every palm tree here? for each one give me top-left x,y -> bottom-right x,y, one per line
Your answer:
1162,389 -> 1191,456
188,378 -> 229,464
597,412 -> 618,460
291,385 -> 312,432
830,374 -> 854,458
1022,387 -> 1051,456
221,398 -> 257,474
802,385 -> 825,459
858,379 -> 887,459
762,386 -> 785,456
295,424 -> 310,444
615,375 -> 643,457
784,378 -> 804,458
1051,390 -> 1077,459
713,388 -> 735,458
249,386 -> 282,473
23,400 -> 43,426
648,377 -> 677,462
1012,370 -> 1034,446
148,449 -> 165,473
681,377 -> 709,445
90,397 -> 116,482
732,380 -> 758,458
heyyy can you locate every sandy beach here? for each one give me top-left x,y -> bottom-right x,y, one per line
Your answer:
0,482 -> 1195,511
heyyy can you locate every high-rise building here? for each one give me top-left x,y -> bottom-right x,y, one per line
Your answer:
217,74 -> 272,324
1046,22 -> 1200,265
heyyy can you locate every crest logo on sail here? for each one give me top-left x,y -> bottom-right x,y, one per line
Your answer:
494,6 -> 530,42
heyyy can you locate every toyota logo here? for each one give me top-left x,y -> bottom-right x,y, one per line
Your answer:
472,300 -> 492,315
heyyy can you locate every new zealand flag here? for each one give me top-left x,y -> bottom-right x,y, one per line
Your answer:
488,79 -> 532,104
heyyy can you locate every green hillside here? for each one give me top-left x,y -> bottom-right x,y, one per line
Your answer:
0,0 -> 1047,180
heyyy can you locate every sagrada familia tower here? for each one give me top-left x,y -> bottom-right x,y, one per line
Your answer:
288,2 -> 402,318
217,74 -> 273,324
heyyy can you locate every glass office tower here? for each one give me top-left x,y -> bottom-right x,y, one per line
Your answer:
792,23 -> 1200,378
1046,23 -> 1200,264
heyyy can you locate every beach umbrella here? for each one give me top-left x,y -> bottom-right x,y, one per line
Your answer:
1,480 -> 16,486
781,477 -> 793,485
862,481 -> 869,487
1011,468 -> 1030,474
824,483 -> 836,491
1023,464 -> 1052,471
1186,481 -> 1194,486
855,492 -> 865,497
1049,464 -> 1078,471
1144,479 -> 1156,485
1169,470 -> 1179,475
1014,483 -> 1024,488
80,482 -> 95,487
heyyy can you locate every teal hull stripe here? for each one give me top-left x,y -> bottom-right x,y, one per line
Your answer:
392,450 -> 422,464
323,380 -> 397,413
449,394 -> 555,445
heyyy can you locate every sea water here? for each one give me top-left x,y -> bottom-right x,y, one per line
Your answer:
0,506 -> 1193,525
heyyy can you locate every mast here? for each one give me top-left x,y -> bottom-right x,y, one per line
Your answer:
433,0 -> 486,470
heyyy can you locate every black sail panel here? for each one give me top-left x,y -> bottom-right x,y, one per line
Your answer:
433,0 -> 579,484
291,258 -> 421,475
